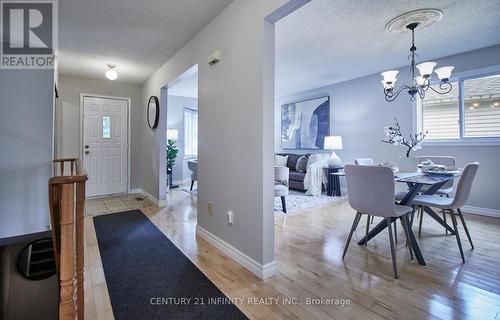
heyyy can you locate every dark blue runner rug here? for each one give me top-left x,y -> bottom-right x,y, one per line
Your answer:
93,210 -> 248,320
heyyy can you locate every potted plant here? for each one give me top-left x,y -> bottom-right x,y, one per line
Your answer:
167,138 -> 179,188
382,118 -> 427,172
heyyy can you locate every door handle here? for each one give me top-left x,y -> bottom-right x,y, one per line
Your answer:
85,151 -> 90,155
84,145 -> 89,149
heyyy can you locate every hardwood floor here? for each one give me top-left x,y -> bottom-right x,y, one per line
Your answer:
84,189 -> 500,320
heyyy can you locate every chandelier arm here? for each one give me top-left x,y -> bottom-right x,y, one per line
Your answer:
384,85 -> 411,102
426,81 -> 452,94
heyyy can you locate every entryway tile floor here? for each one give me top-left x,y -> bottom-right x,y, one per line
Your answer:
85,194 -> 155,216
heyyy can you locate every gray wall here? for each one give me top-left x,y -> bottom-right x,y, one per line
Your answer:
0,69 -> 54,239
55,74 -> 143,190
275,45 -> 500,211
141,0 -> 303,268
166,95 -> 198,184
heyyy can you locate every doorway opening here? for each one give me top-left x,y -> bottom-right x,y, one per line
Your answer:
164,65 -> 198,194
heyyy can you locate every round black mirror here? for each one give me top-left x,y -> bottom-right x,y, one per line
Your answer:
147,96 -> 159,129
17,238 -> 56,280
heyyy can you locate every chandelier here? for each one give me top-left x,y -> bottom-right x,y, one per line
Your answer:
380,22 -> 454,102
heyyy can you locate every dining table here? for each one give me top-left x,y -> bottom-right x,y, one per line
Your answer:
332,168 -> 462,266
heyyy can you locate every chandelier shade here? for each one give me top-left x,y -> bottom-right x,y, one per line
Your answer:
416,61 -> 437,77
380,20 -> 454,102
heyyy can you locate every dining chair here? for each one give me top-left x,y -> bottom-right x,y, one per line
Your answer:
274,166 -> 289,213
411,162 -> 479,262
354,157 -> 399,240
343,165 -> 414,278
416,156 -> 456,236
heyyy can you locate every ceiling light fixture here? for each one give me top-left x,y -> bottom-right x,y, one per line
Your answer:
105,64 -> 118,80
381,10 -> 454,102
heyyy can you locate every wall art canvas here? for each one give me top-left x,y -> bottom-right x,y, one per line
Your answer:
281,96 -> 330,150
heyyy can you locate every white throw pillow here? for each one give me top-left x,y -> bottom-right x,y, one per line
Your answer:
275,155 -> 288,167
306,154 -> 322,169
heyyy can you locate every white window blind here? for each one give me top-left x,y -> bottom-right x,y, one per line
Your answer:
421,73 -> 500,140
184,108 -> 198,158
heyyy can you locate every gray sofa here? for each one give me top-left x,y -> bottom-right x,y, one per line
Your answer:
276,153 -> 309,191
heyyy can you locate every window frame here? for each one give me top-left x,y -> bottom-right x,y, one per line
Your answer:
183,107 -> 198,159
416,66 -> 500,146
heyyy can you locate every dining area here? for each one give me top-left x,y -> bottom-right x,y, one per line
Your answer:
340,155 -> 479,279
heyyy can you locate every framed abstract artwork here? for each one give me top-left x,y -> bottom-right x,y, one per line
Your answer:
281,96 -> 330,150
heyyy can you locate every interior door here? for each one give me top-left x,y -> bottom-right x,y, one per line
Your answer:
83,96 -> 128,197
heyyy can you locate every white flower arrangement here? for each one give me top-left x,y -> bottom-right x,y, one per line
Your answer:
382,118 -> 427,157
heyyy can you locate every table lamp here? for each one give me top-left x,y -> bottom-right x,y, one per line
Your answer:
324,136 -> 343,167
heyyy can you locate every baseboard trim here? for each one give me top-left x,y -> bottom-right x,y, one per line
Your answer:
461,205 -> 500,218
196,225 -> 277,280
128,188 -> 167,207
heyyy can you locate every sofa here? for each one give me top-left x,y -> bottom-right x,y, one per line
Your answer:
276,153 -> 329,191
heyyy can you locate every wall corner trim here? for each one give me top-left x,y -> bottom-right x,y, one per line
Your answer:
196,225 -> 277,280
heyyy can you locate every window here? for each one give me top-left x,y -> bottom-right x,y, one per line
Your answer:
419,73 -> 500,142
102,116 -> 111,139
184,108 -> 198,158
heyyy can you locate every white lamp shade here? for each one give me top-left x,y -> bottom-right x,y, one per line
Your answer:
415,76 -> 426,86
105,68 -> 118,80
434,66 -> 454,80
324,136 -> 343,150
381,70 -> 399,84
167,129 -> 178,140
381,79 -> 396,89
416,61 -> 437,77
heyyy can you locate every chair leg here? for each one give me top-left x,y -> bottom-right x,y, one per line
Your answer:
386,217 -> 398,279
418,206 -> 424,237
449,209 -> 465,263
342,212 -> 362,260
457,208 -> 474,249
410,206 -> 416,228
365,215 -> 370,246
442,210 -> 448,235
281,196 -> 287,214
393,221 -> 398,243
371,215 -> 374,224
399,214 -> 413,260
190,180 -> 195,191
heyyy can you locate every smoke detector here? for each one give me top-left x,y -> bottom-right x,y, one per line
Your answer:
385,9 -> 443,33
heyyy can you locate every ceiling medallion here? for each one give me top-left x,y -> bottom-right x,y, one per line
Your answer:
385,9 -> 443,33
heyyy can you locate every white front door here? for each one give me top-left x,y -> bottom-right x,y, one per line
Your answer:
83,96 -> 128,197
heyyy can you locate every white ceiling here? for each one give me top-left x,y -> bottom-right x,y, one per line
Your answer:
275,0 -> 500,97
58,0 -> 232,84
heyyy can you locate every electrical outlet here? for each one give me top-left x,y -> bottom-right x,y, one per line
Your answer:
226,210 -> 234,224
208,201 -> 213,215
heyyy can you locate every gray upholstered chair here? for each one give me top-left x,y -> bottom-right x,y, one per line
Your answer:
343,165 -> 414,278
412,162 -> 479,262
416,156 -> 456,236
354,157 -> 399,239
274,166 -> 289,213
187,160 -> 198,191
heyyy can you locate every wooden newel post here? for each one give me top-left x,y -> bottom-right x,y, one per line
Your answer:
59,183 -> 76,319
76,181 -> 85,320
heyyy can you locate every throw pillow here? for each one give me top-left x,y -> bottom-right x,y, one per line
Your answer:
306,154 -> 322,169
275,155 -> 288,167
295,155 -> 308,173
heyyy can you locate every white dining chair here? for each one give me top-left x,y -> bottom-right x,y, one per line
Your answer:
416,156 -> 456,236
343,165 -> 414,278
412,162 -> 479,262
